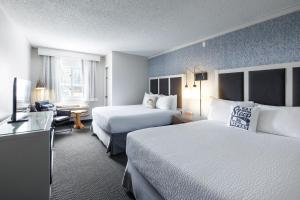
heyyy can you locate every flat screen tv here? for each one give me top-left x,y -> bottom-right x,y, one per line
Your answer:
8,77 -> 31,123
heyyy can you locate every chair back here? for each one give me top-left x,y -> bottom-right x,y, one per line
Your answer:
35,101 -> 54,111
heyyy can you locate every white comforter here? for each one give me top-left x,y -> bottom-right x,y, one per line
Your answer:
92,105 -> 176,134
126,120 -> 300,200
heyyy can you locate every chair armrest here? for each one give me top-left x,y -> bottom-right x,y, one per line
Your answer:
56,110 -> 71,117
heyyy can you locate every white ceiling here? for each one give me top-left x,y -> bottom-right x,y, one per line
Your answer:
0,0 -> 299,58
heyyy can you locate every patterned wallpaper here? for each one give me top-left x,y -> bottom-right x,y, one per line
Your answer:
149,11 -> 300,77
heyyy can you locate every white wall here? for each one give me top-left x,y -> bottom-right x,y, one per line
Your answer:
30,47 -> 105,119
108,51 -> 148,106
0,7 -> 31,119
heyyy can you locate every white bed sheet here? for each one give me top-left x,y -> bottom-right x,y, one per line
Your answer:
126,120 -> 300,200
92,105 -> 176,134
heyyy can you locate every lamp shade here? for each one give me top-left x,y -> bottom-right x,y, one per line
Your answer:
35,80 -> 45,89
195,72 -> 208,81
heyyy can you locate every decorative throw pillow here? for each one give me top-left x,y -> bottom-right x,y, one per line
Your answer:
208,97 -> 255,123
228,105 -> 260,132
142,93 -> 157,108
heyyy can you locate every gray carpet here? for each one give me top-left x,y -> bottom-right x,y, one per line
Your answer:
50,125 -> 134,200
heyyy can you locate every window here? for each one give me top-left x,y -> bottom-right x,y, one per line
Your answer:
58,58 -> 84,101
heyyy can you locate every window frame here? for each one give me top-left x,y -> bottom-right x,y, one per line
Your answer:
58,57 -> 85,102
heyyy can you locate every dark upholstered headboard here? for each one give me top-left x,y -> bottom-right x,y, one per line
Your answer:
170,77 -> 182,109
150,79 -> 158,94
216,62 -> 300,106
219,72 -> 244,101
159,78 -> 169,95
293,67 -> 300,106
249,69 -> 286,106
149,75 -> 183,108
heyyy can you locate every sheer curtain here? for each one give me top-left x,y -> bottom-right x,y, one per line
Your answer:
42,56 -> 61,102
82,60 -> 97,101
42,56 -> 97,103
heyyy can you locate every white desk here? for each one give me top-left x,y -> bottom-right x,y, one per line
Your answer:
0,111 -> 53,200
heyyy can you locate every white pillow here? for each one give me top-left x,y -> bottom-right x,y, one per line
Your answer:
256,104 -> 300,138
142,93 -> 158,109
170,95 -> 177,110
228,105 -> 260,132
207,97 -> 254,123
156,96 -> 173,110
152,94 -> 177,110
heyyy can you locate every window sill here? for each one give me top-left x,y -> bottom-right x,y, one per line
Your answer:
55,103 -> 89,110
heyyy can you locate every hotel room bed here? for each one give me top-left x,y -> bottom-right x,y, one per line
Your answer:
92,105 -> 177,155
123,120 -> 300,200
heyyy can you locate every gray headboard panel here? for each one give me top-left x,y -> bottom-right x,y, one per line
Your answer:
150,79 -> 158,94
218,72 -> 244,101
159,78 -> 169,95
293,67 -> 300,106
215,62 -> 300,106
249,69 -> 286,106
149,75 -> 183,108
170,77 -> 182,108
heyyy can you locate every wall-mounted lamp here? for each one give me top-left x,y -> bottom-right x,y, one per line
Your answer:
185,70 -> 188,88
185,66 -> 198,88
195,71 -> 208,117
193,67 -> 197,87
185,66 -> 207,87
195,72 -> 208,81
184,66 -> 208,116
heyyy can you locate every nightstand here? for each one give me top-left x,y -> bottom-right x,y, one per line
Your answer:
172,112 -> 199,124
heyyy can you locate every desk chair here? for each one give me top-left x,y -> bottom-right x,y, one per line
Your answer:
53,110 -> 72,131
35,101 -> 72,133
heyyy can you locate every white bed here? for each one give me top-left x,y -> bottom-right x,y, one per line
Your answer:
92,105 -> 177,155
124,120 -> 300,200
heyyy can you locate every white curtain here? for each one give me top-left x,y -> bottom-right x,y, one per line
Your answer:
42,56 -> 61,102
82,60 -> 97,101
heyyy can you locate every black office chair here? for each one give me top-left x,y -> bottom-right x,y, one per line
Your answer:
52,110 -> 72,133
35,101 -> 72,133
53,110 -> 71,125
35,100 -> 54,111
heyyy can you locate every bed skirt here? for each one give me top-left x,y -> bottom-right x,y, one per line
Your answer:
122,161 -> 164,200
92,121 -> 127,155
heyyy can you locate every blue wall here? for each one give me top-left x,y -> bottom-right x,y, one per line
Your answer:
149,11 -> 300,77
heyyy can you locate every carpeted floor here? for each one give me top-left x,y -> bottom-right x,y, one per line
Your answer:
50,124 -> 134,200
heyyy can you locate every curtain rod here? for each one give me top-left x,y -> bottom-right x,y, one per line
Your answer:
38,48 -> 101,62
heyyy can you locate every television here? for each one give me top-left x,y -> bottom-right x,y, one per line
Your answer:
8,77 -> 32,123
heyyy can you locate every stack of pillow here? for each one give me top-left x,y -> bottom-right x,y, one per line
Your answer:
208,97 -> 300,138
142,93 -> 177,111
